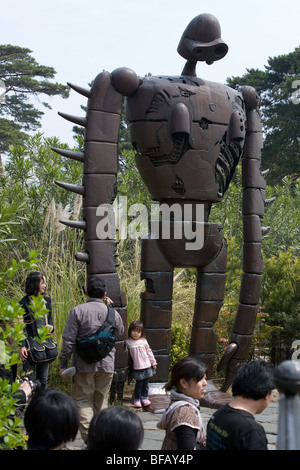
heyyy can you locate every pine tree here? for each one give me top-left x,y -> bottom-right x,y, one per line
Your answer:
0,45 -> 69,152
227,47 -> 300,183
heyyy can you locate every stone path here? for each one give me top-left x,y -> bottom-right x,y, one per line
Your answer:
66,399 -> 279,451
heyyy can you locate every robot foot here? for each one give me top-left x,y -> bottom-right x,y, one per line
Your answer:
200,380 -> 233,409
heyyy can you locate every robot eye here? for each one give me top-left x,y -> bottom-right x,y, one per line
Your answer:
214,46 -> 227,58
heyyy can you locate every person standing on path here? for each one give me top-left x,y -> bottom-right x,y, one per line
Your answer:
59,277 -> 124,444
19,272 -> 54,389
125,321 -> 157,408
206,360 -> 275,450
157,357 -> 207,450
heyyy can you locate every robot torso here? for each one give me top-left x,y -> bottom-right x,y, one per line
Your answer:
125,75 -> 246,202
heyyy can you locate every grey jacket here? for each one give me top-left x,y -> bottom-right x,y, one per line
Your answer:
59,298 -> 124,373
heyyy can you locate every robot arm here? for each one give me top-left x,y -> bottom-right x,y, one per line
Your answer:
52,67 -> 139,397
53,67 -> 139,286
218,86 -> 275,391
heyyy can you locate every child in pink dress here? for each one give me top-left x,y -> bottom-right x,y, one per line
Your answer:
125,321 -> 157,408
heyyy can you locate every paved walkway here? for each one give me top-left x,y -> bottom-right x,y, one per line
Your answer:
66,396 -> 279,451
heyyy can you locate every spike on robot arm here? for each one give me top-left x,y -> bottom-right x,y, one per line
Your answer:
53,67 -> 139,402
54,66 -> 140,268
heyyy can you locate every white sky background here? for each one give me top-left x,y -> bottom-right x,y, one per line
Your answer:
2,0 -> 300,147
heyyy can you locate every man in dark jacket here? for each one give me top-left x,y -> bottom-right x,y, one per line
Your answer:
59,277 -> 124,444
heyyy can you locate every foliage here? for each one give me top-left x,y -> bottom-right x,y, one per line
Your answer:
1,133 -> 84,247
262,177 -> 300,257
0,45 -> 69,152
0,117 -> 27,150
0,133 -> 86,411
249,306 -> 282,362
261,248 -> 300,364
214,310 -> 235,368
211,165 -> 243,245
117,149 -> 151,208
0,197 -> 26,243
0,251 -> 45,449
169,270 -> 195,371
117,251 -> 143,326
227,47 -> 300,183
212,167 -> 300,258
170,322 -> 191,370
42,241 -> 86,391
0,378 -> 26,449
222,237 -> 243,311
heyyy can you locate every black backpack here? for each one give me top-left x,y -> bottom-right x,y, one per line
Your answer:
76,306 -> 116,363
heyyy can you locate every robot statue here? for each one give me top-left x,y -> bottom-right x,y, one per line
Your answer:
53,13 -> 272,407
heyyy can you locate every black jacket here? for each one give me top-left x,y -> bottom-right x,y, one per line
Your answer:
19,295 -> 53,347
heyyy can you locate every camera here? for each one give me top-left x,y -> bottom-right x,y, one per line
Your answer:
22,377 -> 42,394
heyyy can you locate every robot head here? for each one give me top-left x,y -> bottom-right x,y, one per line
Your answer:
177,13 -> 228,65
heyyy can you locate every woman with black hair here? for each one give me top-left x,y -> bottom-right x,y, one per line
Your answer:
19,272 -> 54,388
87,406 -> 144,450
157,357 -> 207,450
24,389 -> 79,450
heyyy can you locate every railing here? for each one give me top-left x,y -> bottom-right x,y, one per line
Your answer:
274,360 -> 300,450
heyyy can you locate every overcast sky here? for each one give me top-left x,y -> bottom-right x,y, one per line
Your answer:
3,0 -> 300,146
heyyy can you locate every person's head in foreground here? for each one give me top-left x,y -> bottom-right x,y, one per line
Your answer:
24,388 -> 79,450
87,406 -> 144,450
164,356 -> 207,400
232,359 -> 275,413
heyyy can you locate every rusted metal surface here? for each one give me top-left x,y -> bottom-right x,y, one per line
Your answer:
55,13 -> 273,405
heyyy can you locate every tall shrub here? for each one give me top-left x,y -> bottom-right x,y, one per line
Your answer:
0,251 -> 48,449
261,248 -> 300,364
